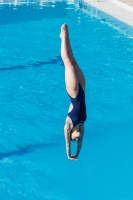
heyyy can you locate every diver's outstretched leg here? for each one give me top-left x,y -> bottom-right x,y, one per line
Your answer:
60,24 -> 78,98
60,24 -> 86,91
67,35 -> 86,89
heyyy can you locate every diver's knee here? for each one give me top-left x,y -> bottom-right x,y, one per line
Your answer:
64,59 -> 76,67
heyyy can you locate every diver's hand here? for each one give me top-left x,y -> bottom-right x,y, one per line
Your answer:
68,154 -> 77,160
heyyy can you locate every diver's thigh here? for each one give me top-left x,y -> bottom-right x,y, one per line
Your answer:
74,62 -> 86,89
64,61 -> 79,98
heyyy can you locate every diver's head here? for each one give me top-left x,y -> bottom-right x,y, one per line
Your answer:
70,126 -> 81,141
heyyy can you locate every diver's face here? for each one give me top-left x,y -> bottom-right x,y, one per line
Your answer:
71,130 -> 81,141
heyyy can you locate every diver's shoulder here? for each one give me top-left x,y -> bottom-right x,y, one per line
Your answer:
65,117 -> 73,130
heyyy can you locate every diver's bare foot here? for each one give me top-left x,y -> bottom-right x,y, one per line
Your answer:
60,24 -> 69,39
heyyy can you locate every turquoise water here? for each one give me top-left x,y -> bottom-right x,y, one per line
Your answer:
0,0 -> 133,199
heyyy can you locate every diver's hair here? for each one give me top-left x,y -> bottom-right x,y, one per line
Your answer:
70,130 -> 81,141
70,131 -> 73,141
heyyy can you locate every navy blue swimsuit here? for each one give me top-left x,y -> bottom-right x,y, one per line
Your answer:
68,83 -> 87,127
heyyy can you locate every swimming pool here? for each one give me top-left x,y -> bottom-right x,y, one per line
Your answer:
0,0 -> 133,199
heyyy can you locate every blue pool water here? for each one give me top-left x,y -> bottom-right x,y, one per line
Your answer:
0,0 -> 133,199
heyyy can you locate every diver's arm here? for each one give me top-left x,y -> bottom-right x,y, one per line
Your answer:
64,124 -> 71,158
64,123 -> 77,160
75,124 -> 84,159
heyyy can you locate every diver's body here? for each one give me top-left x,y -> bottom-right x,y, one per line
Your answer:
60,24 -> 87,160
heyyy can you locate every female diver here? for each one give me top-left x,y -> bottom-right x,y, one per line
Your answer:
60,24 -> 87,160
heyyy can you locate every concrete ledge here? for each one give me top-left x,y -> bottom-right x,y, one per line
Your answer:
83,0 -> 133,26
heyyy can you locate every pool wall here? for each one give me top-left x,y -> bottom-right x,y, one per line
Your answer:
80,0 -> 133,26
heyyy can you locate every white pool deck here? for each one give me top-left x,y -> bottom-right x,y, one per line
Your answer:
83,0 -> 133,26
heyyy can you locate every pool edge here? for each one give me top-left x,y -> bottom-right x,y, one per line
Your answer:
83,0 -> 133,27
